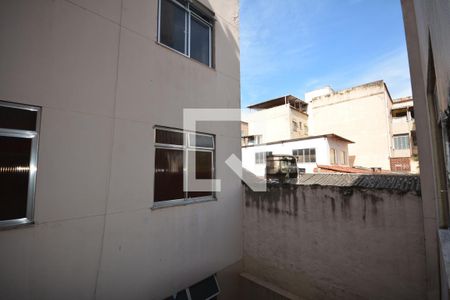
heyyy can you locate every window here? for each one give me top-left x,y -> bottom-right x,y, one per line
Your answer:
292,148 -> 316,163
154,127 -> 215,203
339,151 -> 347,165
255,151 -> 272,164
330,148 -> 336,164
394,134 -> 410,150
0,101 -> 40,227
292,121 -> 298,132
158,0 -> 214,67
164,275 -> 220,300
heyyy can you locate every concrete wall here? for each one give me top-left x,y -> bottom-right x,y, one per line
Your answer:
0,0 -> 241,299
243,184 -> 427,300
401,0 -> 450,298
309,81 -> 393,170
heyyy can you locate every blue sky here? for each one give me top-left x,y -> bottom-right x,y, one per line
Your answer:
240,0 -> 412,107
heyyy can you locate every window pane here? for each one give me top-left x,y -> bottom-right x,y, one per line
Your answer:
160,0 -> 187,54
310,148 -> 316,163
189,276 -> 219,300
190,17 -> 210,65
0,136 -> 32,221
154,148 -> 184,202
189,133 -> 214,148
156,129 -> 184,146
188,151 -> 212,198
298,149 -> 304,163
394,135 -> 409,149
0,105 -> 37,131
305,149 -> 310,163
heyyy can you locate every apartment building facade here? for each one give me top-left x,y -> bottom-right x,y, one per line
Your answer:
390,96 -> 419,172
244,95 -> 309,145
308,80 -> 418,173
0,0 -> 241,299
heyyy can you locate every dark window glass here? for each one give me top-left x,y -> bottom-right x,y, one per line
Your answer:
160,0 -> 186,54
189,133 -> 214,148
154,148 -> 184,202
411,131 -> 417,146
298,149 -> 304,163
189,275 -> 219,300
156,129 -> 184,146
310,148 -> 316,163
188,151 -> 212,198
0,106 -> 37,131
0,136 -> 32,221
190,17 -> 210,65
174,290 -> 189,300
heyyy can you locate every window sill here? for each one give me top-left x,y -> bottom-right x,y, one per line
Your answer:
0,218 -> 34,231
154,40 -> 215,70
151,196 -> 217,210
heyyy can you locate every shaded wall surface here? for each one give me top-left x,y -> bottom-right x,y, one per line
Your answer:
243,182 -> 427,300
0,0 -> 241,299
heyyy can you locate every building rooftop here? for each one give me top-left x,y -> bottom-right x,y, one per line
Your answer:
317,165 -> 378,174
393,96 -> 413,103
242,133 -> 354,148
247,95 -> 307,111
310,80 -> 394,103
295,173 -> 421,193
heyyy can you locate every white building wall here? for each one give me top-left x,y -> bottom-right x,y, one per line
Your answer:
0,1 -> 241,300
247,105 -> 308,143
308,81 -> 393,170
242,137 -> 348,176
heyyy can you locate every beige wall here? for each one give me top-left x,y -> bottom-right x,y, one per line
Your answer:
247,105 -> 308,143
243,184 -> 427,300
309,81 -> 393,170
0,0 -> 241,299
401,0 -> 450,298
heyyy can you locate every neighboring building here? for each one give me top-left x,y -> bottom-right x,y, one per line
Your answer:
242,134 -> 352,176
245,95 -> 309,144
0,0 -> 241,299
401,0 -> 450,298
308,80 -> 418,173
390,96 -> 419,172
307,81 -> 394,170
241,121 -> 249,137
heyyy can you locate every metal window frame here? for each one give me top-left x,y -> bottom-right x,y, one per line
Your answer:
167,274 -> 220,300
0,101 -> 40,229
153,126 -> 216,205
157,0 -> 213,67
393,134 -> 410,150
293,148 -> 316,163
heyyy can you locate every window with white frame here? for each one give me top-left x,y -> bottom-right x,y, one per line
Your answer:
158,0 -> 214,67
154,127 -> 215,203
0,101 -> 40,227
330,148 -> 337,164
393,134 -> 410,150
292,148 -> 316,163
255,151 -> 272,164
